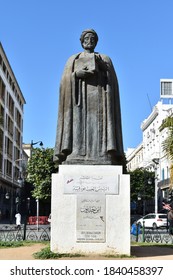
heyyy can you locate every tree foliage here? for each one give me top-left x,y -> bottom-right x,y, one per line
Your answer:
129,168 -> 155,202
160,115 -> 173,189
26,148 -> 58,201
160,116 -> 173,160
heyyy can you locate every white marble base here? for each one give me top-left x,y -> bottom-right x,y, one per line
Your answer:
51,165 -> 130,256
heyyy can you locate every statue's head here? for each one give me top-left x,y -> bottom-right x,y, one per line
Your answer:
80,29 -> 98,51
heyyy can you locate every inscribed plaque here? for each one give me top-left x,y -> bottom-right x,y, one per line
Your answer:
64,174 -> 120,194
76,195 -> 106,242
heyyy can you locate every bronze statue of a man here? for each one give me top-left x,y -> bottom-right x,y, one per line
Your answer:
54,29 -> 125,168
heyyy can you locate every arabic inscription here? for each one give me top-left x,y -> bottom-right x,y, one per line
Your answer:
64,174 -> 119,194
76,195 -> 105,242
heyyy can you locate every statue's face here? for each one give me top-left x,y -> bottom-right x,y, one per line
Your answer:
82,33 -> 97,51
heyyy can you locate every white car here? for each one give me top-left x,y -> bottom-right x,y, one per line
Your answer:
136,213 -> 168,229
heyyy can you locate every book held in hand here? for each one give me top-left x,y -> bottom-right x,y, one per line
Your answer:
75,53 -> 98,72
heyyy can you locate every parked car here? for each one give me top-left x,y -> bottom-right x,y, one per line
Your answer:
136,213 -> 168,229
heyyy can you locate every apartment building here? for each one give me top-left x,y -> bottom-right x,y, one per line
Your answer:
126,143 -> 143,171
0,42 -> 26,221
126,79 -> 173,201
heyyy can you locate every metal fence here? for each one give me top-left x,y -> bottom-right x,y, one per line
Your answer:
0,224 -> 50,242
131,227 -> 173,244
1,224 -> 173,245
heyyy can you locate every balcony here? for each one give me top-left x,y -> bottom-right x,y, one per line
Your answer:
158,178 -> 170,189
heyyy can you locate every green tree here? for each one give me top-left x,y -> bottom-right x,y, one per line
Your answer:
26,148 -> 58,201
130,168 -> 155,205
160,115 -> 173,189
160,116 -> 173,160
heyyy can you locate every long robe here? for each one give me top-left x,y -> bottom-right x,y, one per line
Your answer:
54,52 -> 125,167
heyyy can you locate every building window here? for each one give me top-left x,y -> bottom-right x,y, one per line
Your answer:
0,77 -> 5,103
0,104 -> 4,125
6,159 -> 12,176
8,94 -> 14,117
0,54 -> 2,66
15,108 -> 21,129
167,166 -> 169,179
162,168 -> 165,181
0,129 -> 3,151
14,146 -> 20,161
9,76 -> 12,86
161,81 -> 173,96
14,166 -> 20,181
7,115 -> 14,136
5,137 -> 13,159
0,153 -> 2,171
15,128 -> 21,146
2,62 -> 6,74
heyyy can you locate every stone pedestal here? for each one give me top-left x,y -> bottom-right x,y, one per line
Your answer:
51,165 -> 130,256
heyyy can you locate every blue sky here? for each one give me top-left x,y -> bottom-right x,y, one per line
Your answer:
1,0 -> 173,151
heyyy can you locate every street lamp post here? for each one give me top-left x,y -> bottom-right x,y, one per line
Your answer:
36,197 -> 39,231
5,192 -> 12,223
138,180 -> 152,216
31,140 -> 43,147
152,158 -> 160,214
15,158 -> 27,235
143,176 -> 152,216
6,157 -> 28,224
30,140 -> 43,230
31,140 -> 43,157
5,190 -> 17,224
15,195 -> 20,213
23,197 -> 30,240
155,173 -> 158,214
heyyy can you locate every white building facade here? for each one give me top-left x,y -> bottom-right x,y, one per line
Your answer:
0,42 -> 26,221
126,79 -> 173,202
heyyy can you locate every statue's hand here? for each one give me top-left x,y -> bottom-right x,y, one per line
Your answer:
75,69 -> 94,79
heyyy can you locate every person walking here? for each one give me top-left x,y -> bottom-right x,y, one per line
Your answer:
48,213 -> 51,223
15,212 -> 21,230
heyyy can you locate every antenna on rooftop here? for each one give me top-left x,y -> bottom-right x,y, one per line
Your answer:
147,93 -> 152,112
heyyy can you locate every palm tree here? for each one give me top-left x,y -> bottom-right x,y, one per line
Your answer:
160,115 -> 173,189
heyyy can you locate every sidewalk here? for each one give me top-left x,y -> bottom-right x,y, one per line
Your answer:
0,244 -> 173,260
131,245 -> 173,260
